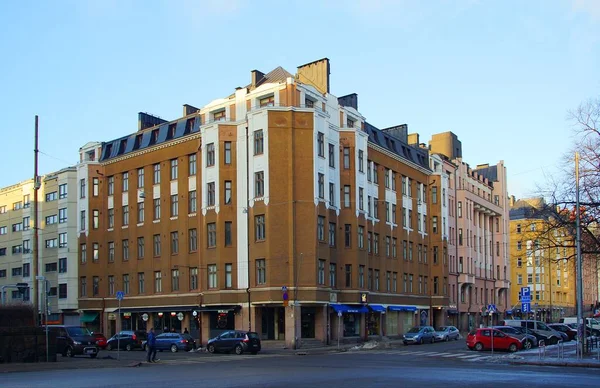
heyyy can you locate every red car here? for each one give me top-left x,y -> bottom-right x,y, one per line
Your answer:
467,328 -> 522,352
92,333 -> 107,349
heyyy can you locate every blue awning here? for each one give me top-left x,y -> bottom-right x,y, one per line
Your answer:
331,304 -> 368,314
369,305 -> 386,313
388,305 -> 417,312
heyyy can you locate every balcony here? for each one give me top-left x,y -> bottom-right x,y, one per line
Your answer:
495,279 -> 510,290
458,273 -> 476,285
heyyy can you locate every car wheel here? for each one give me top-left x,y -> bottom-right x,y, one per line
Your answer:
90,354 -> 97,359
235,345 -> 244,355
403,341 -> 408,346
66,346 -> 74,358
170,344 -> 178,353
125,344 -> 132,351
550,337 -> 559,345
474,342 -> 483,351
509,343 -> 518,352
106,344 -> 112,351
523,340 -> 532,350
208,344 -> 215,354
430,337 -> 435,344
418,338 -> 423,345
445,336 -> 449,342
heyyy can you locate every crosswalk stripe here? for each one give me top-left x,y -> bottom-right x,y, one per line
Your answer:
425,352 -> 453,357
457,354 -> 483,359
463,357 -> 489,362
441,353 -> 468,357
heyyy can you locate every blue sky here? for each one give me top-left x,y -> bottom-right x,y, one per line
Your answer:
1,0 -> 598,198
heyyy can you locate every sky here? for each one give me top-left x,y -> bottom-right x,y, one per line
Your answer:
0,0 -> 599,199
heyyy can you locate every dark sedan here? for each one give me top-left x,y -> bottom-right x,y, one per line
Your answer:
106,330 -> 147,351
153,333 -> 196,352
549,324 -> 577,341
207,331 -> 261,355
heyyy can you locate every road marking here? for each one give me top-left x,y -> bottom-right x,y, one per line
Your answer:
456,354 -> 483,359
441,353 -> 468,358
463,356 -> 490,362
425,352 -> 453,357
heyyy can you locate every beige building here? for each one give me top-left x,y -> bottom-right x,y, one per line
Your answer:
0,167 -> 79,324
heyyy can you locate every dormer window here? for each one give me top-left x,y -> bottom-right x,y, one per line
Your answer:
347,118 -> 355,128
259,95 -> 274,107
213,110 -> 226,122
151,129 -> 159,144
87,151 -> 95,161
305,97 -> 315,108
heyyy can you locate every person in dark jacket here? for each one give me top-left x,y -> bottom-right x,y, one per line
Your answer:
146,328 -> 157,363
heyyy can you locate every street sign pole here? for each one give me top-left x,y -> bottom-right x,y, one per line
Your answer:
116,291 -> 124,361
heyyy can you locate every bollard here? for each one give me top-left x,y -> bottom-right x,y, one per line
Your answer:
556,340 -> 564,360
538,340 -> 546,359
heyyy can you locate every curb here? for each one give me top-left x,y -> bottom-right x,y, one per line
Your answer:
507,360 -> 600,369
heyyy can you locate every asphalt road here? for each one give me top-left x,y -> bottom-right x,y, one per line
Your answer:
2,344 -> 598,388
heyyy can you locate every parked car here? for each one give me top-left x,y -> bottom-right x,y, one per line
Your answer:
434,326 -> 460,342
548,324 -> 577,341
106,330 -> 147,351
565,323 -> 594,337
466,328 -> 522,352
92,333 -> 107,349
492,326 -> 537,350
207,331 -> 261,355
502,319 -> 562,345
561,317 -> 600,336
403,326 -> 436,345
142,333 -> 196,353
46,325 -> 99,358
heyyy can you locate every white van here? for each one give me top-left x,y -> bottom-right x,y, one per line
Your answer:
502,319 -> 562,344
560,317 -> 600,335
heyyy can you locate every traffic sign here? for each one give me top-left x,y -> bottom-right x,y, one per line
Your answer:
522,303 -> 530,313
487,304 -> 497,313
521,287 -> 530,297
521,295 -> 531,303
337,311 -> 342,317
116,291 -> 124,301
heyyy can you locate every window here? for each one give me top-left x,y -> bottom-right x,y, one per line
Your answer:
122,239 -> 129,261
329,263 -> 337,287
170,159 -> 178,180
358,150 -> 364,172
46,214 -> 58,225
207,223 -> 217,248
138,272 -> 146,294
137,168 -> 145,188
317,216 -> 325,241
358,226 -> 364,249
347,117 -> 355,128
123,274 -> 129,295
59,208 -> 67,223
343,147 -> 350,169
432,216 -> 438,233
12,222 -> 22,232
459,228 -> 463,245
153,198 -> 160,220
12,245 -> 22,254
224,142 -> 232,165
409,274 -> 413,293
91,209 -> 99,229
153,164 -> 161,184
45,191 -> 57,202
256,259 -> 266,285
375,270 -> 380,291
368,268 -> 372,290
344,185 -> 351,208
433,246 -> 439,264
45,238 -> 57,248
59,257 -> 67,273
122,205 -> 129,226
457,201 -> 462,218
345,265 -> 352,287
374,233 -> 379,255
153,234 -> 161,257
59,281 -> 70,299
392,204 -> 396,224
137,237 -> 145,259
22,239 -> 30,253
359,265 -> 365,288
0,248 -> 5,257
106,176 -> 114,196
207,182 -> 215,206
22,263 -> 30,277
255,215 -> 266,241
517,257 -> 522,267
318,260 -> 325,285
318,132 -> 325,157
206,143 -> 215,166
213,109 -> 226,121
344,224 -> 351,248
154,271 -> 162,293
393,272 -> 398,292
189,228 -> 197,252
171,231 -> 179,254
45,263 -> 58,272
328,144 -> 335,168
386,236 -> 391,256
224,181 -> 232,204
59,233 -> 67,248
329,222 -> 336,247
259,95 -> 274,107
190,268 -> 198,290
517,241 -> 522,250
92,276 -> 99,296
225,263 -> 232,288
403,240 -> 407,260
392,238 -> 397,258
359,188 -> 364,211
0,226 -> 6,235
12,267 -> 22,277
170,194 -> 179,217
80,243 -> 87,263
189,190 -> 197,213
171,269 -> 180,291
122,172 -> 129,192
0,206 -> 5,214
305,97 -> 315,108
254,130 -> 264,155
255,171 -> 265,197
329,183 -> 335,206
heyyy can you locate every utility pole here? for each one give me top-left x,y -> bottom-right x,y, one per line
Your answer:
575,152 -> 585,357
32,115 -> 40,325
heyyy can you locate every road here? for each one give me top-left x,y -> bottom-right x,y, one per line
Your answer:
2,340 -> 598,388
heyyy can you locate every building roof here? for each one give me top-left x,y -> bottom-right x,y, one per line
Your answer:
475,164 -> 498,182
365,122 -> 430,171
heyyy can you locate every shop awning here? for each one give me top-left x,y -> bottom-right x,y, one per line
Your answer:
116,305 -> 199,313
196,305 -> 240,312
80,312 -> 98,323
388,305 -> 417,312
331,304 -> 369,314
369,305 -> 386,313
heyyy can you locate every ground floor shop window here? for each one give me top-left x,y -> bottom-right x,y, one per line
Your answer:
210,311 -> 235,338
367,313 -> 380,336
343,313 -> 360,337
386,312 -> 398,336
301,307 -> 316,338
401,312 -> 413,333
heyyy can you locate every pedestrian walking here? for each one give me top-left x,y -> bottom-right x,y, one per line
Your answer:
184,328 -> 189,334
147,327 -> 158,363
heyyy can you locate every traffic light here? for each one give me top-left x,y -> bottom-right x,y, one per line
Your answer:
16,282 -> 28,295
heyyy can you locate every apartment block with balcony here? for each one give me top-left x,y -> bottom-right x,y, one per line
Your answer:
430,132 -> 510,331
0,167 -> 79,324
77,58 -> 449,348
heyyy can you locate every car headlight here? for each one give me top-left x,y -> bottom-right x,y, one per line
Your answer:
73,341 -> 81,345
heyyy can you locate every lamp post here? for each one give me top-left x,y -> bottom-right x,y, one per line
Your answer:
35,275 -> 49,362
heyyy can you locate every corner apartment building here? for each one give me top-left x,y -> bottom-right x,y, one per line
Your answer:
430,132 -> 511,331
0,167 -> 79,324
509,197 -> 598,321
77,58 -> 451,347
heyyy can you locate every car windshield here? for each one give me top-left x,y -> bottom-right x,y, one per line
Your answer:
537,323 -> 550,331
182,334 -> 193,340
438,327 -> 448,331
67,327 -> 91,336
407,327 -> 421,333
247,332 -> 260,339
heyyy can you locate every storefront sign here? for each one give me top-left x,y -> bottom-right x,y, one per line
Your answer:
108,313 -> 116,321
142,313 -> 149,322
193,310 -> 198,317
177,312 -> 184,321
329,292 -> 337,303
123,312 -> 131,318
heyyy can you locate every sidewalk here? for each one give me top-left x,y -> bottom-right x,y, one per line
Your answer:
260,337 -> 407,355
500,340 -> 600,369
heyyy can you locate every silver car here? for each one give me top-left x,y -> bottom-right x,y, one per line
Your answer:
403,326 -> 436,345
492,325 -> 537,350
434,326 -> 460,342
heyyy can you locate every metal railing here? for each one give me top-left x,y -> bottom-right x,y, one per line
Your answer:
556,340 -> 564,359
538,339 -> 546,359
